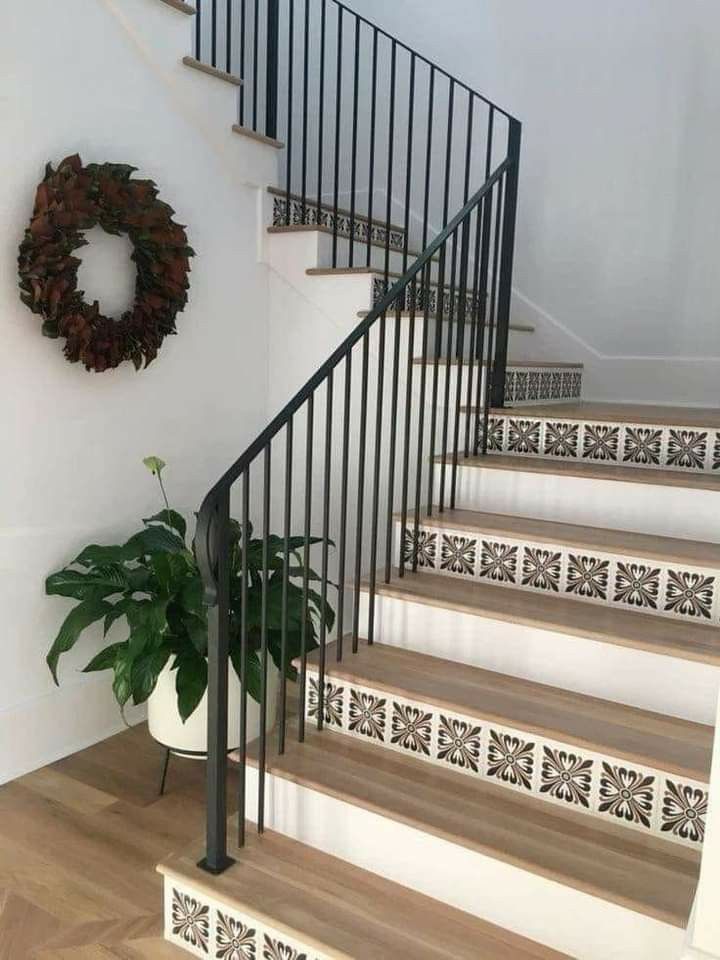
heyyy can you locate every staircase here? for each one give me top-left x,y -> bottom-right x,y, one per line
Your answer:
152,1 -> 719,958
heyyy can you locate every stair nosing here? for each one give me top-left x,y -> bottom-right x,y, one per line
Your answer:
181,55 -> 242,85
417,358 -> 583,368
157,0 -> 196,13
267,223 -> 436,262
357,310 -> 535,332
361,571 -> 720,666
394,507 -> 720,568
231,123 -> 285,148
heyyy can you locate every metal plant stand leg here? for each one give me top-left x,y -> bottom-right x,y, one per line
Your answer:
159,747 -> 171,797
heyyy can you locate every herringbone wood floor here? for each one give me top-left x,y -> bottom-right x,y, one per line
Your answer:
0,724 -> 237,959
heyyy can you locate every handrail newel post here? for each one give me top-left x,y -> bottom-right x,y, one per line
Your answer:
197,488 -> 235,874
490,117 -> 522,409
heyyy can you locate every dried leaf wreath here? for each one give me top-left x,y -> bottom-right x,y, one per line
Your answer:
18,154 -> 194,372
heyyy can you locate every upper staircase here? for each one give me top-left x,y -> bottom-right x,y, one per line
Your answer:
150,1 -> 720,958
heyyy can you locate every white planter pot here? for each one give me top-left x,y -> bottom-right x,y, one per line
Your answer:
147,661 -> 279,757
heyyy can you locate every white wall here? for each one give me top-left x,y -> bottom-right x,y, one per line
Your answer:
347,0 -> 720,405
0,0 -> 279,782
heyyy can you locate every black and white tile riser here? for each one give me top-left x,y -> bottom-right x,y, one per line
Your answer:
306,674 -> 709,850
372,275 -> 482,319
504,368 -> 583,405
399,524 -> 720,626
481,415 -> 720,475
273,196 -> 406,252
165,878 -> 332,959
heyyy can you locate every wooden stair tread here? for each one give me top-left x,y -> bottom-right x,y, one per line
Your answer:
306,641 -> 712,780
159,829 -> 568,959
363,570 -> 720,664
357,310 -> 535,332
247,730 -> 700,928
443,453 -> 720,492
231,124 -> 285,148
157,0 -> 196,13
181,56 -> 242,85
492,401 -> 720,429
307,266 -> 457,286
401,507 -> 720,567
420,359 -> 583,368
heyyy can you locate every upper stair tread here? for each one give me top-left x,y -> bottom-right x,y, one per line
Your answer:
160,829 -> 568,959
419,358 -> 583,368
445,453 -> 720,491
491,401 -> 720,428
357,310 -> 535,332
306,640 -> 713,781
365,570 -> 720,665
402,507 -> 720,568
248,729 -> 700,927
268,185 -> 406,233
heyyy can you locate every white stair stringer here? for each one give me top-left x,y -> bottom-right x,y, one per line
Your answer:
356,588 -> 720,724
244,765 -> 686,960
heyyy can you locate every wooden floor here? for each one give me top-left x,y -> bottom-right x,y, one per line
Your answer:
0,724 -> 236,959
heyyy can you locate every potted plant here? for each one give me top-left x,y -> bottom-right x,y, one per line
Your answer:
45,457 -> 334,755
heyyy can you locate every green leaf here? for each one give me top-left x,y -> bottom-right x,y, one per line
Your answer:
174,647 -> 208,722
142,456 -> 166,476
112,647 -> 134,707
83,642 -> 124,673
124,525 -> 188,558
47,597 -> 113,683
73,543 -> 133,567
182,612 -> 208,656
130,644 -> 171,705
144,509 -> 187,540
229,647 -> 263,703
45,567 -> 127,600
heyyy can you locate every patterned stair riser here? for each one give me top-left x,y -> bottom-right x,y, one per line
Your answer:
483,414 -> 720,475
504,368 -> 582,405
417,366 -> 583,409
165,876 -> 331,960
273,195 -> 406,253
372,274 -> 482,320
397,522 -> 720,626
305,670 -> 708,851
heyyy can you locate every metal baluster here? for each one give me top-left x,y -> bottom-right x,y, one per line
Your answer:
316,0 -> 326,224
483,181 -> 504,452
410,262 -> 433,573
300,0 -> 310,220
211,0 -> 218,67
464,202 -> 484,457
239,0 -> 246,125
331,5 -> 343,267
258,445 -> 271,834
336,353 -> 352,660
298,393 -> 314,741
473,107 -> 494,454
383,40 -> 397,284
366,311 -> 386,645
366,29 -> 378,268
195,0 -> 202,60
237,471 -> 250,846
317,371 -> 333,726
438,230 -> 459,511
279,419 -> 293,754
226,0 -> 233,75
284,0 -> 295,223
351,333 -> 369,652
348,17 -> 361,267
252,0 -> 259,130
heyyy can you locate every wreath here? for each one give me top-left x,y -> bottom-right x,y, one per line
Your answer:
18,155 -> 194,372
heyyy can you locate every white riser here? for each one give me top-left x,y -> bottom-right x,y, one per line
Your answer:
357,590 -> 720,724
245,767 -> 685,960
448,461 -> 720,542
393,519 -> 720,628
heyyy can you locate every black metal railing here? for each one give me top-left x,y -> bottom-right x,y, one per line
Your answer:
191,0 -> 521,873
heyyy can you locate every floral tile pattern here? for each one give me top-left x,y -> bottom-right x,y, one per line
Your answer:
164,880 -> 329,960
372,275 -> 480,319
273,196 -> 405,252
504,367 -> 583,405
484,415 -> 718,474
304,670 -> 708,848
307,677 -> 344,728
395,519 -> 720,625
